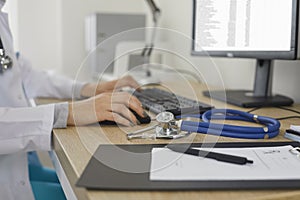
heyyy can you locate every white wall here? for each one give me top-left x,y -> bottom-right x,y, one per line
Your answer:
7,0 -> 300,103
5,0 -> 62,73
3,0 -> 19,50
59,0 -> 146,80
7,0 -> 146,78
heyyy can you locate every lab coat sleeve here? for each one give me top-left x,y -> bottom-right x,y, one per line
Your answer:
0,104 -> 54,155
18,54 -> 86,100
53,102 -> 69,128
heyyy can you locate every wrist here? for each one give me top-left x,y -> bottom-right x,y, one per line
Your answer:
67,103 -> 75,125
80,83 -> 96,97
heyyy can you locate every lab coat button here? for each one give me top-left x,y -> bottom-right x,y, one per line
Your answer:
20,180 -> 25,186
18,95 -> 22,100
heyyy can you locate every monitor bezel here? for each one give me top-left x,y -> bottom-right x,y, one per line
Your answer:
191,0 -> 299,60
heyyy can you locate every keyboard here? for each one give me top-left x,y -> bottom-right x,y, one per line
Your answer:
133,88 -> 213,116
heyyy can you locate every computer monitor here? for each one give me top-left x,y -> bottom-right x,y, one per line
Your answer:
192,0 -> 299,107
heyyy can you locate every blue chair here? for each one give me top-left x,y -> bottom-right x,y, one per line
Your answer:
28,152 -> 66,200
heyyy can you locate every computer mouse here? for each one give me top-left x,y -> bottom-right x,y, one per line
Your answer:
99,109 -> 151,126
131,109 -> 151,124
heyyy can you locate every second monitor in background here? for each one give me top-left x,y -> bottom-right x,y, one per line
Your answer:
114,41 -> 165,85
85,13 -> 146,79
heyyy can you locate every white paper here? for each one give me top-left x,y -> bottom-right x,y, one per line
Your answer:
150,145 -> 300,181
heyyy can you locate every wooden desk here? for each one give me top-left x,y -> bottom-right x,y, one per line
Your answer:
48,82 -> 300,200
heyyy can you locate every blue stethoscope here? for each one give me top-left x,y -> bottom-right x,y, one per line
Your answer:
127,109 -> 281,140
178,109 -> 280,139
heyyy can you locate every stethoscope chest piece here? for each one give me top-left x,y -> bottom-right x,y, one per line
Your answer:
127,111 -> 190,140
156,112 -> 177,134
155,112 -> 190,139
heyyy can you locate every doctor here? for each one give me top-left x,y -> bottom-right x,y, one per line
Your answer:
0,0 -> 144,199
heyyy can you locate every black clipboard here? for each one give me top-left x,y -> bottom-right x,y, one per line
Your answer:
76,141 -> 300,190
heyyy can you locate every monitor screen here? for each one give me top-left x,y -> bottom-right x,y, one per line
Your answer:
193,0 -> 298,107
192,0 -> 298,60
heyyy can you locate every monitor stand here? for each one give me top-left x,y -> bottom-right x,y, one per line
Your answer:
203,59 -> 294,108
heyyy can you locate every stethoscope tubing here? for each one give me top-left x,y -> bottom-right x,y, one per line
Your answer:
180,124 -> 279,139
178,109 -> 281,139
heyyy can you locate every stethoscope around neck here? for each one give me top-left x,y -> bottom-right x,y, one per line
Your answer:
127,109 -> 281,140
0,35 -> 13,74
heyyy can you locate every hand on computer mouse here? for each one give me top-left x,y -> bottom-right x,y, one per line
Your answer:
99,109 -> 151,126
129,109 -> 151,125
67,91 -> 145,126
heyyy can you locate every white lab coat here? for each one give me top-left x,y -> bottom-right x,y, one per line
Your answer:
0,1 -> 83,199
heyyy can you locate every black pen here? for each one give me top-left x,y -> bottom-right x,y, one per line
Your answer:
167,145 -> 253,165
286,129 -> 300,136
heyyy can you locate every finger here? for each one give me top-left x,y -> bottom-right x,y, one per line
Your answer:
94,93 -> 141,122
115,75 -> 140,90
104,112 -> 133,127
110,92 -> 139,105
111,92 -> 140,104
110,104 -> 138,125
94,92 -> 143,122
128,100 -> 145,118
125,76 -> 140,89
111,92 -> 144,117
96,80 -> 118,93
